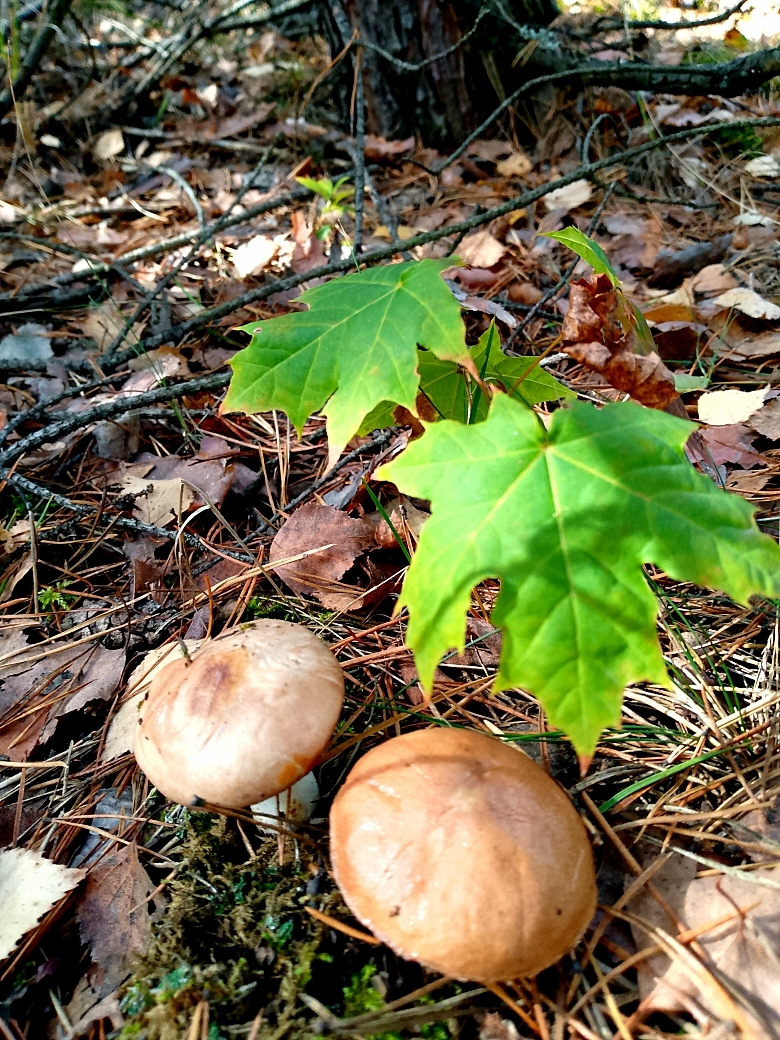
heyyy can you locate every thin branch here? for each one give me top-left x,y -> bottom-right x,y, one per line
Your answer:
1,466 -> 254,559
0,372 -> 230,468
594,0 -> 749,33
99,116 -> 780,373
0,0 -> 74,120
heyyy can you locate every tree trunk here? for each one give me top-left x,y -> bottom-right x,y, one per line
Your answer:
332,0 -> 560,146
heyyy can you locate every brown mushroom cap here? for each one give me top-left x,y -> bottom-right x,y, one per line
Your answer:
135,619 -> 344,808
329,728 -> 596,981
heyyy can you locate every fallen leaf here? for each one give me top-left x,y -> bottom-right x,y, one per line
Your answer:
370,497 -> 430,548
0,324 -> 52,371
77,843 -> 162,996
92,128 -> 124,161
40,645 -> 125,742
727,469 -> 773,493
119,475 -> 196,527
457,230 -> 505,268
507,281 -> 543,305
0,641 -> 124,758
698,387 -> 771,426
602,214 -> 648,237
232,234 -> 277,278
270,502 -> 375,610
725,333 -> 780,360
690,424 -> 766,469
0,848 -> 86,960
102,640 -> 202,763
749,399 -> 780,441
67,986 -> 124,1039
446,267 -> 499,292
690,264 -> 738,295
458,294 -> 516,328
496,151 -> 532,178
745,155 -> 780,178
561,273 -> 678,408
714,288 -> 780,321
57,224 -> 128,251
125,436 -> 255,509
213,102 -> 274,138
628,857 -> 780,1035
643,302 -> 696,324
651,321 -> 709,360
81,299 -> 144,352
543,178 -> 592,212
566,340 -> 678,408
466,139 -> 512,162
363,135 -> 415,161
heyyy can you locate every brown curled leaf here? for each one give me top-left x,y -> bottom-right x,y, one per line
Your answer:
564,341 -> 679,410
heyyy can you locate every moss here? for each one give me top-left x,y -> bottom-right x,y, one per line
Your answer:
120,815 -> 344,1039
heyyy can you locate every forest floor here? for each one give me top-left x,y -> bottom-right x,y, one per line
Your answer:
2,1 -> 780,1038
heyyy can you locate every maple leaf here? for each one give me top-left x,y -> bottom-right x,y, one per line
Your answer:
223,258 -> 469,466
379,394 -> 780,753
359,324 -> 572,433
545,228 -> 677,409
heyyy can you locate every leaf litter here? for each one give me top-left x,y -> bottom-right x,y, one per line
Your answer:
2,1 -> 780,1038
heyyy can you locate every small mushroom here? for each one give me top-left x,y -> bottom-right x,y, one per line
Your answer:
135,619 -> 344,808
329,728 -> 596,981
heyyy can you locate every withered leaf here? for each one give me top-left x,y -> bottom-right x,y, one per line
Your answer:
77,843 -> 162,997
562,273 -> 678,409
565,340 -> 678,409
628,856 -> 780,1036
270,502 -> 375,611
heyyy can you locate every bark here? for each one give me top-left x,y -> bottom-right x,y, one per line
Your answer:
333,0 -> 780,146
344,0 -> 559,145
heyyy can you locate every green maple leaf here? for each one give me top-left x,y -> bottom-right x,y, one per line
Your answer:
223,258 -> 468,465
378,394 -> 780,753
359,324 -> 572,433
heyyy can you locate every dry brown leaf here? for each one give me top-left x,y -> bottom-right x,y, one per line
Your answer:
77,843 -> 162,996
270,502 -> 375,610
57,224 -> 128,251
119,474 -> 196,527
629,857 -> 780,1037
749,399 -> 780,441
643,302 -> 697,324
727,469 -> 773,493
0,641 -> 124,757
124,436 -> 255,510
370,497 -> 430,548
457,230 -> 505,268
566,341 -> 678,408
726,333 -> 780,360
81,299 -> 145,352
689,424 -> 766,470
648,235 -> 733,290
92,128 -> 125,161
0,848 -> 86,960
690,264 -> 738,295
507,281 -> 543,305
363,135 -> 415,161
561,274 -> 677,408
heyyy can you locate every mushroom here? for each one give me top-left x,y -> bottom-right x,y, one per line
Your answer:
329,728 -> 596,981
135,619 -> 344,808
